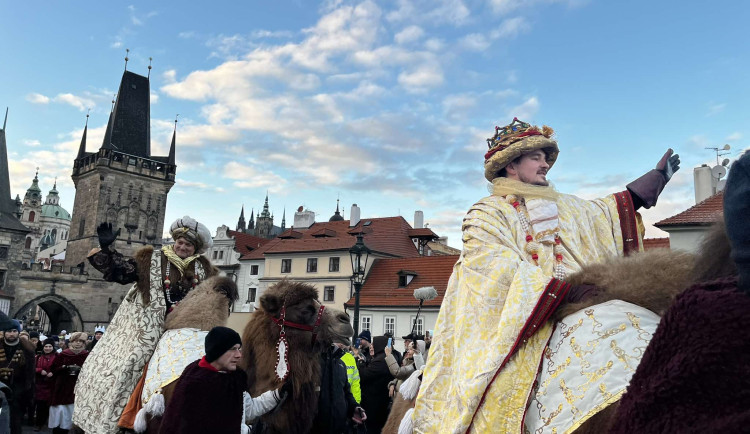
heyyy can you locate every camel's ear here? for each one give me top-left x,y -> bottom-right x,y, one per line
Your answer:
260,292 -> 281,314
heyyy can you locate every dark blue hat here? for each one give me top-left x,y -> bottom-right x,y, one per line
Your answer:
358,330 -> 371,343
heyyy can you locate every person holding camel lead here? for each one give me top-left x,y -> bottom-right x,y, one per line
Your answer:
413,117 -> 680,433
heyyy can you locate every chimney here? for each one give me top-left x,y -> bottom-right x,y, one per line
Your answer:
693,165 -> 714,204
349,204 -> 361,227
293,207 -> 316,229
414,210 -> 424,228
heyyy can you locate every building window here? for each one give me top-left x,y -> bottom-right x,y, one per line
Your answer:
398,275 -> 407,287
24,237 -> 32,249
212,251 -> 218,260
0,270 -> 5,290
0,299 -> 8,315
219,251 -> 224,260
78,218 -> 85,237
0,247 -> 8,260
307,258 -> 318,273
410,316 -> 424,335
384,316 -> 396,335
250,265 -> 259,275
281,259 -> 292,273
247,287 -> 257,303
329,257 -> 340,272
361,316 -> 372,332
323,286 -> 335,302
28,211 -> 35,222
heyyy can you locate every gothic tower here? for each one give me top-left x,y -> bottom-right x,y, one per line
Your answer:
236,205 -> 246,232
64,70 -> 176,268
256,194 -> 273,239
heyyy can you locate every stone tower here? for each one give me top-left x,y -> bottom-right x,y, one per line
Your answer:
236,205 -> 246,232
256,194 -> 273,239
64,70 -> 176,268
21,171 -> 43,254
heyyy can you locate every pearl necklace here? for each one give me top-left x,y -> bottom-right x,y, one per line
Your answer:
506,195 -> 566,280
164,262 -> 199,306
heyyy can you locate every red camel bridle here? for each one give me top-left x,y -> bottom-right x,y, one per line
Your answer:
268,303 -> 326,346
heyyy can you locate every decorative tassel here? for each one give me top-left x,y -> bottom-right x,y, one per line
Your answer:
143,391 -> 165,416
400,369 -> 422,400
398,408 -> 415,434
134,407 -> 148,433
275,335 -> 289,381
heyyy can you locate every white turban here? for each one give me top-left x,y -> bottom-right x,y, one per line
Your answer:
169,216 -> 213,254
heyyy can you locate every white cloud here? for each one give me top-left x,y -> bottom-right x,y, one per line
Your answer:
26,93 -> 50,104
507,96 -> 540,120
394,26 -> 424,45
23,139 -> 41,147
726,132 -> 743,141
54,93 -> 95,111
707,102 -> 725,116
459,33 -> 491,51
424,38 -> 445,51
223,161 -> 288,191
398,64 -> 444,92
490,17 -> 530,38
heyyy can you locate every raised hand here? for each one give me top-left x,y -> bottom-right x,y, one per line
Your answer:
656,148 -> 680,181
96,222 -> 121,249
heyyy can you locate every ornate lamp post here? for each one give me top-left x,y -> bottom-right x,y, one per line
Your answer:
349,233 -> 371,343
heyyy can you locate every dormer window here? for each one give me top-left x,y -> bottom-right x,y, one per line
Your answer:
397,269 -> 419,287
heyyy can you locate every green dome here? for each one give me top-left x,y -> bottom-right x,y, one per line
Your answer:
41,203 -> 71,221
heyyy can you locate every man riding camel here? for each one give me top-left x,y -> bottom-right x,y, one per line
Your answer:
412,118 -> 680,433
73,216 -> 218,433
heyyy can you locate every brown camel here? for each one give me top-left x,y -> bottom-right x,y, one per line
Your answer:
387,222 -> 735,433
131,275 -> 238,433
242,280 -> 354,434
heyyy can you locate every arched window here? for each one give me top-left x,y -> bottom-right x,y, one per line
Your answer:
28,211 -> 35,222
51,228 -> 57,244
24,237 -> 32,249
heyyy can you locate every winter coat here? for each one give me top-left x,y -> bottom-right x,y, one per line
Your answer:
49,349 -> 88,406
312,346 -> 358,433
34,352 -> 56,402
359,336 -> 394,433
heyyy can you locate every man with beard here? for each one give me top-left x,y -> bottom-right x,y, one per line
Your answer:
0,320 -> 36,434
413,118 -> 681,433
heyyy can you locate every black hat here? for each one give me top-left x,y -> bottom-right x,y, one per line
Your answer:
204,326 -> 242,363
29,331 -> 40,339
724,151 -> 750,293
358,330 -> 371,343
42,338 -> 56,347
401,332 -> 425,341
0,312 -> 13,332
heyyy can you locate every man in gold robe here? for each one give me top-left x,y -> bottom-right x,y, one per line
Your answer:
412,118 -> 679,433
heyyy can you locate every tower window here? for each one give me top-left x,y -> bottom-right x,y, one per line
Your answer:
79,219 -> 85,237
28,211 -> 35,222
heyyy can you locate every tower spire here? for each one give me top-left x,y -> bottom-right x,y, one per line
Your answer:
124,48 -> 130,71
77,110 -> 89,159
148,57 -> 153,80
168,115 -> 177,165
2,107 -> 6,131
281,208 -> 286,230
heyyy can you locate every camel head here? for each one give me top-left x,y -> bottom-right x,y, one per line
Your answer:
163,275 -> 239,331
241,280 -> 353,434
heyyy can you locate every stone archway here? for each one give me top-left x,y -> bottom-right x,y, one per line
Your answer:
13,295 -> 84,335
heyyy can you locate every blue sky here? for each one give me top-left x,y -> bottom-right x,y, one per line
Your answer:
2,1 -> 748,247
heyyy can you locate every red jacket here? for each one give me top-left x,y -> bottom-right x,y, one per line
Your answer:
35,352 -> 57,401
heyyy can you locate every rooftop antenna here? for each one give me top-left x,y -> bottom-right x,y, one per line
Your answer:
85,108 -> 90,126
54,176 -> 57,188
124,48 -> 130,71
706,144 -> 731,166
148,57 -> 153,79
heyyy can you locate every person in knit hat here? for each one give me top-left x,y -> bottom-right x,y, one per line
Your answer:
1,316 -> 35,434
414,118 -> 681,433
74,216 -> 219,433
160,327 -> 287,434
609,151 -> 750,433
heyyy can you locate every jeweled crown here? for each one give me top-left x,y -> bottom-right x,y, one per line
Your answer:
486,117 -> 538,150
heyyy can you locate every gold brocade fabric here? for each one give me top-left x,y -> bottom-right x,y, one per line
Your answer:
412,193 -> 641,434
161,245 -> 200,275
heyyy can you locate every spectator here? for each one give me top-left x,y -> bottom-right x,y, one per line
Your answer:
86,326 -> 105,352
1,319 -> 36,434
337,343 -> 361,404
386,339 -> 426,398
357,330 -> 372,366
34,339 -> 57,432
359,336 -> 393,433
312,344 -> 366,433
159,326 -> 284,434
48,332 -> 89,434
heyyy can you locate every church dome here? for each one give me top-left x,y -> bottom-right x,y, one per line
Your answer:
41,203 -> 71,220
328,199 -> 344,222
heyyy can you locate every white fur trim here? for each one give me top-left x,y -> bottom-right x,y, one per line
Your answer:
399,369 -> 422,400
413,286 -> 438,301
133,407 -> 148,433
143,391 -> 165,417
398,408 -> 415,434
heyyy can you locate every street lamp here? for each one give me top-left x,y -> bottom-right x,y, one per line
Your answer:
349,233 -> 371,343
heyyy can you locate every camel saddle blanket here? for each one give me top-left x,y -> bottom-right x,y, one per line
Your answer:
142,328 -> 208,406
524,300 -> 660,434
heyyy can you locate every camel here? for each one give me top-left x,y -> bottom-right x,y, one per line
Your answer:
388,222 -> 736,433
129,275 -> 238,433
242,280 -> 354,434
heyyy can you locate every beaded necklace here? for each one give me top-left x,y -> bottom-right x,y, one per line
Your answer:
164,261 -> 199,306
506,195 -> 566,280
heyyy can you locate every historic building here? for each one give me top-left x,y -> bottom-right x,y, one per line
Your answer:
234,194 -> 285,239
10,67 -> 177,334
20,173 -> 72,262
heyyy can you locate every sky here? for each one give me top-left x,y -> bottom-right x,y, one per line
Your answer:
2,0 -> 748,248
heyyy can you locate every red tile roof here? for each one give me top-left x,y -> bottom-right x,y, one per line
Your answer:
407,228 -> 439,239
227,230 -> 271,257
344,255 -> 459,308
258,217 -> 421,258
643,237 -> 670,250
655,191 -> 724,227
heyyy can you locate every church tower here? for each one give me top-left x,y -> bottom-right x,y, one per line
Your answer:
20,170 -> 43,255
236,205 -> 246,232
64,69 -> 176,268
256,193 -> 274,239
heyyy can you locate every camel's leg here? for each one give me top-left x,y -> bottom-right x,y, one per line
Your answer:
382,394 -> 416,434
